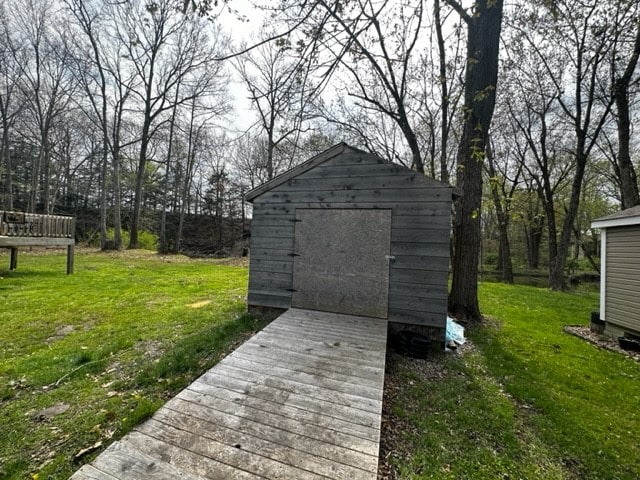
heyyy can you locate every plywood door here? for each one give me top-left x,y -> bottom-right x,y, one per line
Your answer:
291,209 -> 392,318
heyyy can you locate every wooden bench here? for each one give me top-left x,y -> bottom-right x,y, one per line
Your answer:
0,211 -> 75,274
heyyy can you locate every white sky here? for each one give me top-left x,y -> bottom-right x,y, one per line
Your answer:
216,0 -> 264,132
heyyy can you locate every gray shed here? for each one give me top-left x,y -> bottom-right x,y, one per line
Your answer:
245,143 -> 454,343
592,205 -> 640,339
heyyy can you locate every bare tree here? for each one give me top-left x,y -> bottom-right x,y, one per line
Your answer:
235,35 -> 316,180
65,0 -> 115,248
13,0 -> 77,213
113,0 -> 229,248
0,0 -> 26,210
509,0 -> 616,289
484,135 -> 523,284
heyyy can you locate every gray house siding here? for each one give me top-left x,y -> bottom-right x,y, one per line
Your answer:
605,225 -> 640,335
246,144 -> 453,334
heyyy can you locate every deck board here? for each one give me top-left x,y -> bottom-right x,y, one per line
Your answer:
70,308 -> 387,480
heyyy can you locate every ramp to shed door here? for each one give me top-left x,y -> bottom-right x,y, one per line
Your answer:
71,308 -> 388,480
291,208 -> 392,319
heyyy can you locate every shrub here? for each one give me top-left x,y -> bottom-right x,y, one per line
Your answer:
89,228 -> 158,251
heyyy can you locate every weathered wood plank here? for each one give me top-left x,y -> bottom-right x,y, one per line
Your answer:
252,201 -> 452,216
263,320 -> 386,346
281,308 -> 389,332
199,364 -> 382,415
191,372 -> 380,429
248,275 -> 292,292
277,173 -> 450,191
240,339 -> 384,381
251,331 -> 383,365
70,308 -> 387,480
88,438 -> 206,480
123,430 -> 263,480
247,292 -> 291,310
389,294 -> 448,314
134,420 -> 343,480
162,395 -> 379,467
217,356 -> 382,401
390,255 -> 450,272
256,189 -> 452,205
183,379 -> 380,440
143,413 -> 375,480
70,465 -> 120,480
263,321 -> 386,345
232,348 -> 383,388
0,236 -> 74,247
388,310 -> 447,329
209,363 -> 382,413
392,214 -> 452,229
247,259 -> 293,275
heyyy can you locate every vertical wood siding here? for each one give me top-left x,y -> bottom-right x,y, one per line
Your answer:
605,225 -> 640,335
248,148 -> 452,331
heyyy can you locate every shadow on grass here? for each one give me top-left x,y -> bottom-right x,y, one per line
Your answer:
470,324 -> 640,480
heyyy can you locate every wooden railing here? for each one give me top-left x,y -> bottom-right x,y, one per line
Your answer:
0,211 -> 75,238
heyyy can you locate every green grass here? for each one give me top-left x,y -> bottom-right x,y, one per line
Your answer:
0,249 -> 266,480
389,283 -> 639,480
4,251 -> 638,480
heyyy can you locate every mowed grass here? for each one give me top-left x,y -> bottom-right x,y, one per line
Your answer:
390,283 -> 640,480
0,248 -> 265,480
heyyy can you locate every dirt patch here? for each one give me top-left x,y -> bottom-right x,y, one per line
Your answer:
564,325 -> 640,362
46,325 -> 75,344
134,340 -> 165,361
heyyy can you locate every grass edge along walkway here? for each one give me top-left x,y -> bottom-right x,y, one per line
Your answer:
384,282 -> 639,480
0,249 -> 267,480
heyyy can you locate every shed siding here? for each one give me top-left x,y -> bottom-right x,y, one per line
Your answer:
248,149 -> 451,330
605,225 -> 640,334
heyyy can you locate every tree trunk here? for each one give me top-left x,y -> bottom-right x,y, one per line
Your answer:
434,0 -> 449,183
613,19 -> 640,209
112,132 -> 123,250
615,83 -> 640,208
549,145 -> 587,290
173,101 -> 197,254
130,108 -> 152,249
99,139 -> 109,249
1,121 -> 12,210
160,94 -> 179,255
448,0 -> 504,321
524,209 -> 544,269
486,140 -> 514,283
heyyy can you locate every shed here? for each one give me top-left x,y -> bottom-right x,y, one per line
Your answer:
245,143 -> 454,344
592,205 -> 640,339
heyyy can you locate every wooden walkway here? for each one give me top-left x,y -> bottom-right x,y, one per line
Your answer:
70,308 -> 388,480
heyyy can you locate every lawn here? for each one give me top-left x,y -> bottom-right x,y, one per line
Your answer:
386,282 -> 640,479
3,250 -> 639,480
0,248 -> 265,480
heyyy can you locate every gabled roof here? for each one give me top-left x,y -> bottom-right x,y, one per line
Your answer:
245,142 -> 455,202
592,204 -> 640,229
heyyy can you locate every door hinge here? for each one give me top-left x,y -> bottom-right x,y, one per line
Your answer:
286,288 -> 298,292
288,253 -> 301,257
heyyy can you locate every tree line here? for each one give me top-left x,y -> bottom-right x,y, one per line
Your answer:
2,0 -> 640,320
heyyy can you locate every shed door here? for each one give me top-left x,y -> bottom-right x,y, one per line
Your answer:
291,208 -> 392,318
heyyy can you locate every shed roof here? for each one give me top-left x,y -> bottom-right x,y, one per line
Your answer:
592,204 -> 640,229
245,142 -> 454,202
